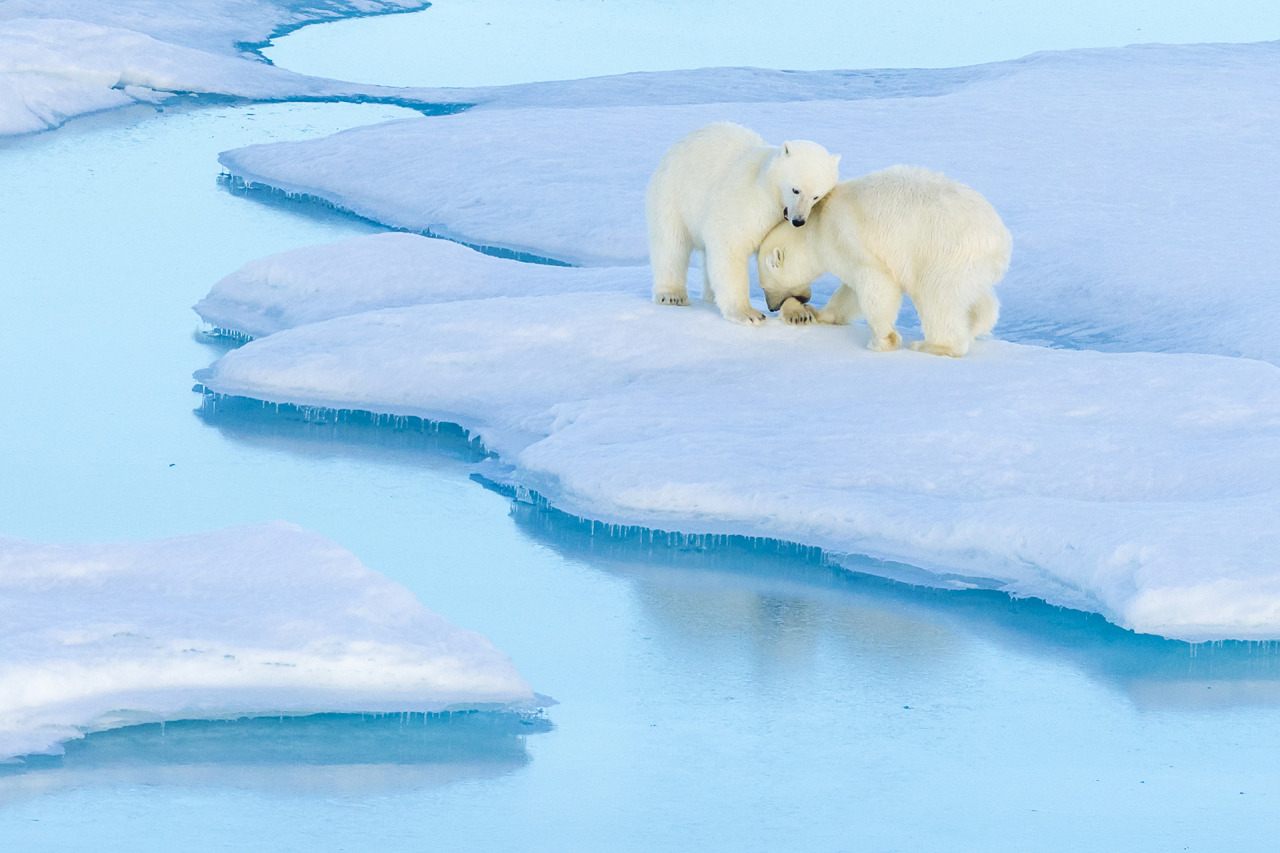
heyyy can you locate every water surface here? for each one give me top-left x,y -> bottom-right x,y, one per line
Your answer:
264,0 -> 1280,87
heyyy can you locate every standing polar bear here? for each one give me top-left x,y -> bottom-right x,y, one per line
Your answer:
647,122 -> 841,325
758,165 -> 1012,357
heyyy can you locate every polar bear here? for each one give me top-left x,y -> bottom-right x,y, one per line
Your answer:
758,165 -> 1011,357
647,122 -> 840,325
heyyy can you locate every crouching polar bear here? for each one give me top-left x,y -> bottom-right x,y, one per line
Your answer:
758,165 -> 1012,357
647,122 -> 840,325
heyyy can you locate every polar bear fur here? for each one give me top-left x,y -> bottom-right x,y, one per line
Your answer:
647,122 -> 840,325
758,165 -> 1011,357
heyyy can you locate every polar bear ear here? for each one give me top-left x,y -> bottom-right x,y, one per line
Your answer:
832,153 -> 841,167
782,142 -> 791,157
766,247 -> 785,270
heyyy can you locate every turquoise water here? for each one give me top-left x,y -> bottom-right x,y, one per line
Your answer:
3,16 -> 1280,853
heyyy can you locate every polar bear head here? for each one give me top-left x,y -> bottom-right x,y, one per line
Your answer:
773,140 -> 840,228
758,221 -> 824,312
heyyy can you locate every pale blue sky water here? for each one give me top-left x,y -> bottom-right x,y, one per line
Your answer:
264,0 -> 1280,87
3,6 -> 1280,850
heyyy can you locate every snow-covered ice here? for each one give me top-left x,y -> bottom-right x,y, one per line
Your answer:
0,1 -> 445,135
196,232 -> 649,339
0,1 -> 430,57
218,41 -> 1280,363
198,38 -> 1280,641
0,521 -> 535,762
195,235 -> 1280,642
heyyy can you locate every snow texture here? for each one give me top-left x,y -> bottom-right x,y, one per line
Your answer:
0,522 -> 535,762
197,237 -> 1280,643
218,41 -> 1280,364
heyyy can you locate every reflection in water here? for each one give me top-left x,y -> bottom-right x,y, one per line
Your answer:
194,391 -> 492,464
0,712 -> 550,800
502,496 -> 1280,709
197,394 -> 1280,709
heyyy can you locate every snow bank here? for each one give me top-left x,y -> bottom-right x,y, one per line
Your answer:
194,246 -> 1280,642
0,521 -> 535,762
218,41 -> 1280,364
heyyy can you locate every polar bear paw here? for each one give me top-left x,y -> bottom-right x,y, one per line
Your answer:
868,331 -> 902,352
780,298 -> 818,325
654,290 -> 691,306
727,307 -> 768,326
909,340 -> 963,357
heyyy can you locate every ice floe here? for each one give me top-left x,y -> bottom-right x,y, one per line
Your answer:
0,1 -> 455,135
195,238 -> 1280,642
218,40 -> 1280,363
0,14 -> 422,135
0,521 -> 535,762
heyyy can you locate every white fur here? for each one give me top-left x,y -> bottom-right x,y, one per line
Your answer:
646,122 -> 840,325
758,166 -> 1012,357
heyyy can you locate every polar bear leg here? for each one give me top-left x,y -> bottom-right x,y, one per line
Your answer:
650,222 -> 693,306
816,283 -> 860,326
852,270 -> 903,352
706,245 -> 765,325
700,261 -> 716,304
914,297 -> 972,357
968,289 -> 1000,338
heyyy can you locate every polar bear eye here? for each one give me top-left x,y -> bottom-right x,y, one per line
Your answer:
792,188 -> 800,194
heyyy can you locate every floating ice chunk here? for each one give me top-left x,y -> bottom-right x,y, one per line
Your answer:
217,41 -> 1280,362
197,291 -> 1280,642
0,521 -> 536,762
196,232 -> 650,339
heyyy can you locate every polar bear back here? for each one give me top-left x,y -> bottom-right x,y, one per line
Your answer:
818,165 -> 1012,282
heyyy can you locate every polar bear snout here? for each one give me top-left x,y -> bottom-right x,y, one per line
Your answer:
790,216 -> 806,227
765,288 -> 809,313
